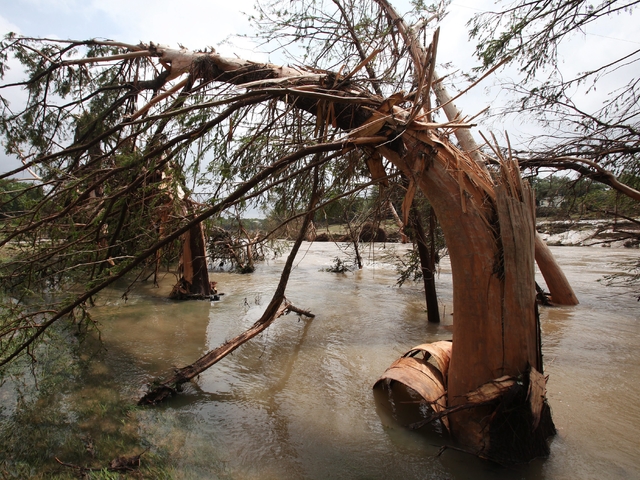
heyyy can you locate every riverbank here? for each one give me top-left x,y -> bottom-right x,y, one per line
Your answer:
313,217 -> 640,248
536,218 -> 639,248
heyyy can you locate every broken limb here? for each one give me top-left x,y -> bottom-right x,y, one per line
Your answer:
138,168 -> 321,405
534,232 -> 579,305
285,304 -> 316,318
138,298 -> 313,405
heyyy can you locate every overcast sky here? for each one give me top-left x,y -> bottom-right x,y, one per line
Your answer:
1,0 -> 637,177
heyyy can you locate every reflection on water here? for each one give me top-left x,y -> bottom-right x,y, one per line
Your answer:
3,243 -> 640,478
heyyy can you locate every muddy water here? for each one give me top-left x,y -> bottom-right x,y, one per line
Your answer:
74,245 -> 640,478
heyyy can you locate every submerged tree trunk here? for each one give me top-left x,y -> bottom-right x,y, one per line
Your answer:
534,232 -> 579,305
378,132 -> 554,460
170,218 -> 212,299
409,206 -> 440,323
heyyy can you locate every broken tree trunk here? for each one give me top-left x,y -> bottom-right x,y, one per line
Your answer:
174,218 -> 212,298
430,66 -> 577,307
534,232 -> 579,305
377,129 -> 554,460
166,24 -> 560,455
176,45 -> 557,458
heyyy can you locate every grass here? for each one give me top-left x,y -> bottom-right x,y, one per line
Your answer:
0,328 -> 176,479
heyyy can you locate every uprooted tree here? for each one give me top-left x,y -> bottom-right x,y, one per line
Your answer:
2,0 -> 639,463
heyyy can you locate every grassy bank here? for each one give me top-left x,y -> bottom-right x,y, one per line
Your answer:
0,326 -> 175,478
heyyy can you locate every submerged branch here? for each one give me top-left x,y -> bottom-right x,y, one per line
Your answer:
138,167 -> 321,405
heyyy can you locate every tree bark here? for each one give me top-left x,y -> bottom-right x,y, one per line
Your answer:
409,205 -> 440,323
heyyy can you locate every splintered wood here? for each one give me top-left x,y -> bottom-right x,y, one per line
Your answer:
527,367 -> 547,431
375,343 -> 550,440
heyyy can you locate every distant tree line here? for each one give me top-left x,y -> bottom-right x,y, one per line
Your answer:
530,174 -> 640,218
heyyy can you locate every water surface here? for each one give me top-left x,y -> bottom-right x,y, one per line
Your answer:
7,243 -> 639,478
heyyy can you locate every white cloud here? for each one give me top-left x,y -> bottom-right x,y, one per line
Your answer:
0,14 -> 21,36
87,0 -> 260,54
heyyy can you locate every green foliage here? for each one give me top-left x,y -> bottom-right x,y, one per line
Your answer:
469,0 -> 630,77
394,245 -> 424,286
529,174 -> 640,218
396,227 -> 445,287
324,256 -> 354,273
0,179 -> 43,217
319,195 -> 373,225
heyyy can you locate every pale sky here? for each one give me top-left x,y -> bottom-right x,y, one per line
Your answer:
0,0 -> 637,176
0,0 -> 259,53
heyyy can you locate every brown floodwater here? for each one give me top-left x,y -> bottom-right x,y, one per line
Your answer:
20,243 -> 640,478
